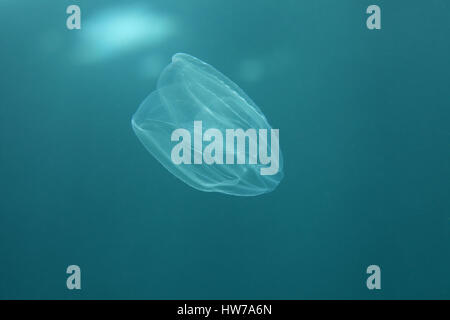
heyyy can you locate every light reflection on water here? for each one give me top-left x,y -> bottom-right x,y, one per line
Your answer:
74,4 -> 176,64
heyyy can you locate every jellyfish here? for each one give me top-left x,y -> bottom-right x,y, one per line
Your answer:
132,53 -> 283,196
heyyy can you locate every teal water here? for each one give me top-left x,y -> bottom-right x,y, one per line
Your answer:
0,0 -> 449,299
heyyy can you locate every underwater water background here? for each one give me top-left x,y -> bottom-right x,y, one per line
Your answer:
0,0 -> 449,299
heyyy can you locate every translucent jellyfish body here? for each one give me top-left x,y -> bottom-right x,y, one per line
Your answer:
132,53 -> 283,196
